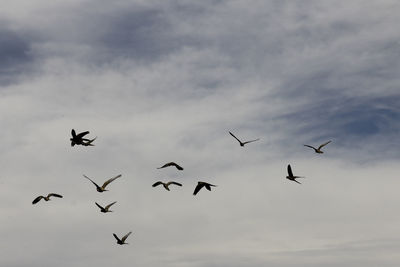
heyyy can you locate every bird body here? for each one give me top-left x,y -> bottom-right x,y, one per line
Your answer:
193,181 -> 217,195
113,231 -> 132,245
304,140 -> 331,153
83,174 -> 122,192
286,164 -> 304,184
32,193 -> 63,204
95,201 -> 117,213
70,129 -> 89,146
157,162 -> 184,170
229,131 -> 260,147
152,181 -> 182,191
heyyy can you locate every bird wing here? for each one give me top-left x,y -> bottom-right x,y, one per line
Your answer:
48,193 -> 63,199
152,181 -> 163,187
157,162 -> 183,170
229,131 -> 242,144
76,131 -> 90,138
71,129 -> 77,138
304,144 -> 317,150
242,138 -> 260,145
113,233 -> 122,242
318,140 -> 332,150
169,181 -> 182,187
293,179 -> 302,184
287,165 -> 294,177
121,231 -> 132,242
102,174 -> 122,188
83,175 -> 100,188
204,183 -> 216,191
193,183 -> 204,195
32,196 -> 44,204
105,201 -> 117,209
95,202 -> 104,210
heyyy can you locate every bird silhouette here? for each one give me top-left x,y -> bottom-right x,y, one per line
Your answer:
157,162 -> 184,170
193,181 -> 217,195
70,129 -> 90,146
113,231 -> 132,245
95,201 -> 117,213
286,164 -> 304,184
82,136 -> 97,146
83,174 -> 121,192
229,131 -> 260,147
304,140 -> 332,153
152,181 -> 182,191
32,193 -> 63,204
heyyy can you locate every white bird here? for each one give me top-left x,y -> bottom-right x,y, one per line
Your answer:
286,164 -> 304,184
229,131 -> 260,147
32,193 -> 63,204
113,231 -> 132,245
95,201 -> 117,213
304,140 -> 332,153
193,181 -> 217,195
83,174 -> 121,192
152,181 -> 182,191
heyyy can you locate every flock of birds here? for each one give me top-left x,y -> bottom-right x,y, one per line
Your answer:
32,128 -> 332,245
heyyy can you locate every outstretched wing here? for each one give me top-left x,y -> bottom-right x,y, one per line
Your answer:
287,164 -> 293,177
157,162 -> 183,170
105,201 -> 117,210
71,129 -> 77,138
95,202 -> 104,210
48,193 -> 63,199
229,131 -> 242,144
121,231 -> 132,242
76,131 -> 90,138
32,196 -> 44,204
152,181 -> 163,187
304,144 -> 317,150
113,233 -> 122,243
102,174 -> 122,188
83,175 -> 100,188
242,138 -> 260,145
82,137 -> 97,146
193,183 -> 205,195
318,140 -> 332,150
169,181 -> 182,187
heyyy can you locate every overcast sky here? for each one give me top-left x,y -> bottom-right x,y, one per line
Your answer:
1,1 -> 400,266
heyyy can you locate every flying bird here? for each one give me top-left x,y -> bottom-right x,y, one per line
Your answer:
95,201 -> 117,213
152,181 -> 182,191
157,162 -> 184,171
70,129 -> 96,146
193,181 -> 217,195
32,193 -> 63,204
304,140 -> 332,153
83,174 -> 122,192
229,131 -> 260,147
113,231 -> 132,245
82,137 -> 97,146
286,164 -> 304,184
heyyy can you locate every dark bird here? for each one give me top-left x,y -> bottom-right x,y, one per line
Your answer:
193,181 -> 217,195
286,164 -> 304,184
304,140 -> 332,153
82,137 -> 97,146
113,231 -> 132,245
70,129 -> 96,146
152,181 -> 182,191
229,131 -> 260,147
32,193 -> 63,204
83,174 -> 121,192
157,162 -> 184,171
95,201 -> 117,213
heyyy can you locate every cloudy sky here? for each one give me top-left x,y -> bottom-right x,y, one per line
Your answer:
1,0 -> 400,266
